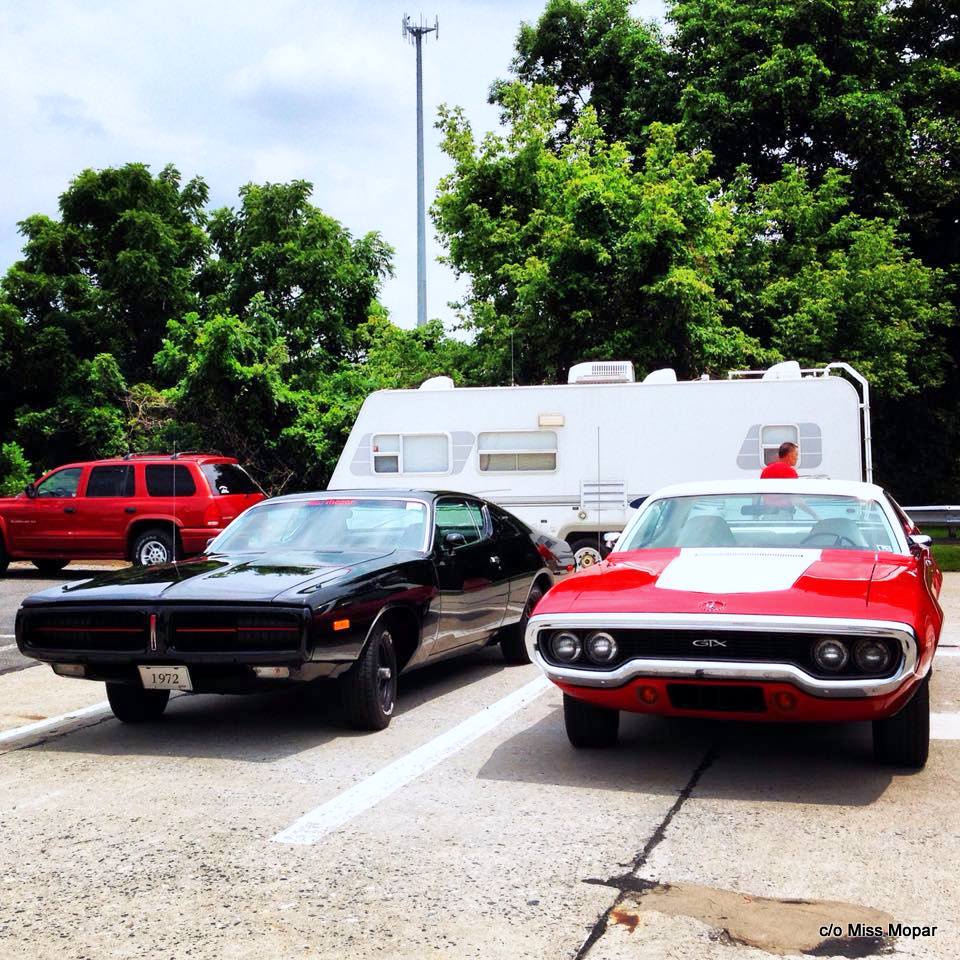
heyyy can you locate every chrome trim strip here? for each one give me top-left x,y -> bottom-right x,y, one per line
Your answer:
525,613 -> 918,698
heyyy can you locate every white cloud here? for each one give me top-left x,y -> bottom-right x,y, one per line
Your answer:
0,0 -> 667,330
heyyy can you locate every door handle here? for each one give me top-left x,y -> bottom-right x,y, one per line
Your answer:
125,507 -> 137,514
63,507 -> 76,514
489,555 -> 500,565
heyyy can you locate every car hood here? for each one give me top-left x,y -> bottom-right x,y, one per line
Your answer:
24,550 -> 397,605
538,548 -> 920,622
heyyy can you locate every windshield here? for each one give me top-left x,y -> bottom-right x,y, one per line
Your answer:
211,498 -> 429,554
618,494 -> 902,553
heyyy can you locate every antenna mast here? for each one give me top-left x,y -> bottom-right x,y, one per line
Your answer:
402,13 -> 438,327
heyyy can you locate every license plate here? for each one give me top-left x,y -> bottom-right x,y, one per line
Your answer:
138,665 -> 192,691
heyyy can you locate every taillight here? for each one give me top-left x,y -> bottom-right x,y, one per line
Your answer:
203,502 -> 222,528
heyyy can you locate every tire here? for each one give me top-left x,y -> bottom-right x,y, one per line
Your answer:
0,537 -> 8,577
569,536 -> 605,571
873,676 -> 929,769
563,693 -> 620,748
340,624 -> 398,731
106,682 -> 170,723
132,528 -> 176,567
500,583 -> 545,665
32,559 -> 69,575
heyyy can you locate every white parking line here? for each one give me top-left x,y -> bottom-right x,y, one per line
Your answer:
932,713 -> 960,741
0,644 -> 18,652
0,701 -> 113,752
936,647 -> 960,658
273,675 -> 551,846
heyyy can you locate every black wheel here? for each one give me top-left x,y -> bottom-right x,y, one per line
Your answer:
132,528 -> 175,567
500,584 -> 545,665
0,537 -> 8,576
563,693 -> 620,748
32,559 -> 69,575
106,682 -> 170,723
341,625 -> 398,731
569,536 -> 605,571
873,676 -> 929,769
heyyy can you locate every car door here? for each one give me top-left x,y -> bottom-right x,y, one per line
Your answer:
432,497 -> 509,655
72,464 -> 136,555
487,503 -> 544,626
10,466 -> 86,555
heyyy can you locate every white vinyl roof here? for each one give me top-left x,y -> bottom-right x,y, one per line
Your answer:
647,479 -> 886,500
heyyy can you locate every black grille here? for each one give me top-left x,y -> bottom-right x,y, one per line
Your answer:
540,628 -> 902,679
24,610 -> 148,653
667,683 -> 767,713
167,610 -> 303,654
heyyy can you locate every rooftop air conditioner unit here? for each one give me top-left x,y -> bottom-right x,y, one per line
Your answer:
567,361 -> 635,385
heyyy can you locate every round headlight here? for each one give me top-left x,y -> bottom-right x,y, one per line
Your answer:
585,631 -> 618,664
551,632 -> 582,662
854,639 -> 892,674
813,638 -> 849,673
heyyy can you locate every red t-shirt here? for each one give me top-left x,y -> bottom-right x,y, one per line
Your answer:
761,460 -> 799,479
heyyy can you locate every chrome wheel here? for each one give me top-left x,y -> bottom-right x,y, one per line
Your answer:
138,540 -> 170,565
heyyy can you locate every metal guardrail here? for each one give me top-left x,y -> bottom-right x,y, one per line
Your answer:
904,506 -> 960,537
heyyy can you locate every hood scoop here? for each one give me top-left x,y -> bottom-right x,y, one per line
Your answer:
656,549 -> 822,595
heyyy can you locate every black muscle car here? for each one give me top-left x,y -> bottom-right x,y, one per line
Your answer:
15,491 -> 553,730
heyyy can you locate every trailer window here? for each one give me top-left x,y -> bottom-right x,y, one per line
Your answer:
372,434 -> 449,474
478,431 -> 557,472
760,425 -> 799,465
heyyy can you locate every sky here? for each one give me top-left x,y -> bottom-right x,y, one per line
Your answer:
0,0 -> 666,330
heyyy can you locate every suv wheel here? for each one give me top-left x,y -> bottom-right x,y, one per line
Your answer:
132,528 -> 176,566
873,676 -> 929,769
563,693 -> 620,748
340,625 -> 398,731
32,559 -> 69,575
106,682 -> 170,723
500,584 -> 544,665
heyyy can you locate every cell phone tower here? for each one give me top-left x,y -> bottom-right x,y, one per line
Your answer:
402,13 -> 438,327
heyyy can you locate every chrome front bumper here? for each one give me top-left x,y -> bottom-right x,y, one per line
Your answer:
525,613 -> 919,699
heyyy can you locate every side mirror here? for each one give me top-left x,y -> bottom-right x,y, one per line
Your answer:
24,483 -> 37,499
204,537 -> 216,553
908,534 -> 932,554
443,531 -> 467,552
628,497 -> 646,510
603,531 -> 621,548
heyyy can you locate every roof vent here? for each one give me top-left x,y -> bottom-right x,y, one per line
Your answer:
762,361 -> 803,381
642,368 -> 677,384
568,361 -> 635,385
418,376 -> 455,391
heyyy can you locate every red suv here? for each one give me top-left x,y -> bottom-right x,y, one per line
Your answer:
0,454 -> 266,574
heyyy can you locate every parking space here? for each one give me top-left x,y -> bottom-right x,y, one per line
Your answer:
0,575 -> 956,959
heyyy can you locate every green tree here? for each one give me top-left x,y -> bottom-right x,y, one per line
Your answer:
201,181 -> 393,377
0,442 -> 33,497
435,85 -> 767,384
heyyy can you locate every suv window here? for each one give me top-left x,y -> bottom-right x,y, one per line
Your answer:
86,465 -> 134,498
145,465 -> 197,497
200,463 -> 262,495
35,468 -> 83,498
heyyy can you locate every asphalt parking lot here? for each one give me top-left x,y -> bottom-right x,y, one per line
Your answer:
0,567 -> 957,959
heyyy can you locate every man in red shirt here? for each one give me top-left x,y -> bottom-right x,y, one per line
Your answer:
761,441 -> 799,479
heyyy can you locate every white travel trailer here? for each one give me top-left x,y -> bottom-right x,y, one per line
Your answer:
328,360 -> 872,568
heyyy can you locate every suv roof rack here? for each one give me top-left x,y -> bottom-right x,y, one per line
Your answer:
121,451 -> 225,461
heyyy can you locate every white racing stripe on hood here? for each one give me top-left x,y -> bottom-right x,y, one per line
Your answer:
656,549 -> 822,594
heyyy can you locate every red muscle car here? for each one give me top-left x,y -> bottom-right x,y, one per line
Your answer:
526,481 -> 943,768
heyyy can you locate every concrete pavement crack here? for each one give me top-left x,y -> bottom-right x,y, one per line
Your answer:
574,744 -> 718,959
